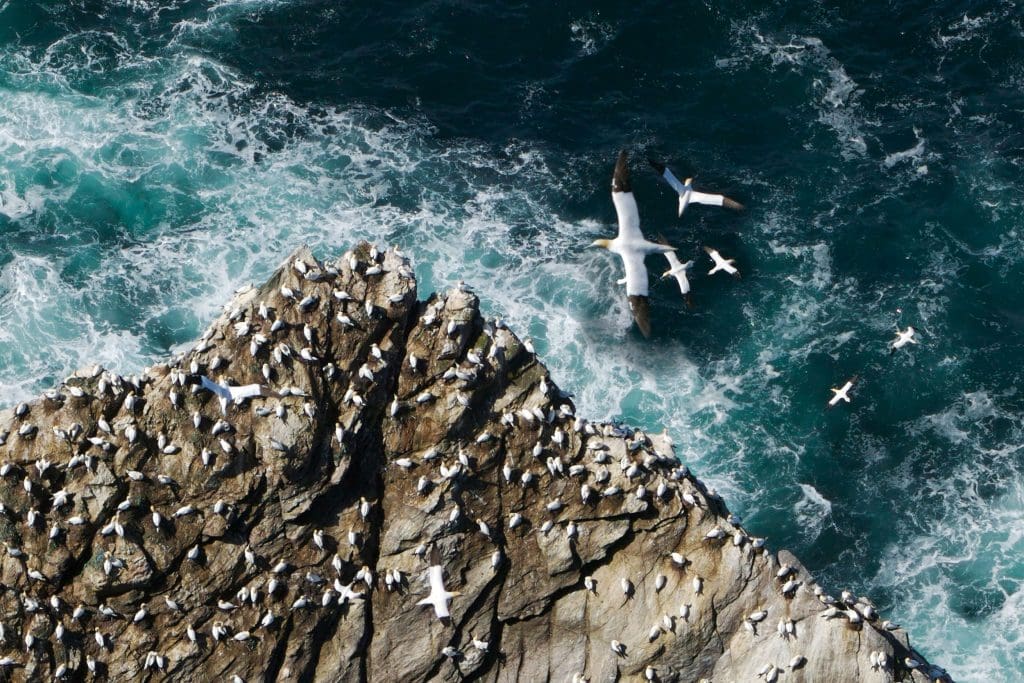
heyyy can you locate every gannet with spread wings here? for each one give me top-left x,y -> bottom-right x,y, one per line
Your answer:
417,546 -> 459,624
592,151 -> 675,337
199,376 -> 279,416
657,235 -> 695,304
648,159 -> 744,216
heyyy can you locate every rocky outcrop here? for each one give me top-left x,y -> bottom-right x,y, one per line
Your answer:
0,243 -> 948,682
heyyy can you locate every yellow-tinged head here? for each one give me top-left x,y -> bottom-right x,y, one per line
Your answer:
591,238 -> 612,249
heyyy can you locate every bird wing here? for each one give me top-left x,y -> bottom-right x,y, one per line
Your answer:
628,295 -> 652,338
673,269 -> 691,295
689,191 -> 726,207
658,165 -> 689,196
228,384 -> 266,401
611,151 -> 644,242
200,376 -> 231,400
618,249 -> 649,297
427,564 -> 446,597
611,190 -> 643,243
612,150 -> 632,193
691,190 -> 744,210
663,250 -> 683,271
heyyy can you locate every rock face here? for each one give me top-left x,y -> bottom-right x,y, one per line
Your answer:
0,243 -> 949,682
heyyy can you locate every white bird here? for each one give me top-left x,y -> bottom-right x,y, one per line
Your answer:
659,243 -> 695,303
828,376 -> 858,407
591,151 -> 675,337
890,326 -> 918,353
199,376 -> 278,416
416,547 -> 459,622
703,246 -> 740,278
648,159 -> 744,216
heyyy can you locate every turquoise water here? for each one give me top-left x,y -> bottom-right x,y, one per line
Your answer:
1,1 -> 1023,678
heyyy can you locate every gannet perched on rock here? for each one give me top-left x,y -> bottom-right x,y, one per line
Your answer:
592,151 -> 675,337
417,547 -> 459,625
199,376 -> 280,416
648,159 -> 744,215
827,376 -> 858,407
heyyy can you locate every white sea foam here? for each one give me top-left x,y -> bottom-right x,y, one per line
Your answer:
717,24 -> 871,158
569,16 -> 615,57
793,483 -> 832,540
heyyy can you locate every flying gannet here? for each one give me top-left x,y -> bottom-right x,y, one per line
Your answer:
827,376 -> 858,407
657,235 -> 695,306
703,246 -> 740,278
417,547 -> 459,624
592,151 -> 676,337
648,159 -> 744,216
890,326 -> 918,354
199,376 -> 280,416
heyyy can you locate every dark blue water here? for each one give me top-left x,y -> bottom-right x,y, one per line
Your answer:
1,1 -> 1023,678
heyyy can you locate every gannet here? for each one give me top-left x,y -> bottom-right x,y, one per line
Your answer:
199,376 -> 279,416
890,326 -> 918,354
648,159 -> 744,216
703,246 -> 740,278
658,238 -> 695,304
417,547 -> 459,624
827,376 -> 858,407
591,151 -> 675,337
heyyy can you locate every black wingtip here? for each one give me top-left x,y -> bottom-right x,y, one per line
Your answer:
429,545 -> 442,566
628,295 -> 651,338
613,150 -> 631,193
648,158 -> 666,174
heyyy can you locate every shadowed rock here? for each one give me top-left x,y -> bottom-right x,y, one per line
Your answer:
0,243 -> 949,682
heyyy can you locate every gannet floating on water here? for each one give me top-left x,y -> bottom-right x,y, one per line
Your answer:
199,376 -> 279,415
890,326 -> 918,354
648,159 -> 744,216
828,376 -> 857,407
592,151 -> 675,337
703,246 -> 740,278
417,547 -> 459,624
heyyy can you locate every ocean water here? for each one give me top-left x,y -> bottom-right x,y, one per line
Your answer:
0,0 -> 1022,678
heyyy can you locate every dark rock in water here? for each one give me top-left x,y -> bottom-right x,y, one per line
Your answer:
0,243 -> 948,682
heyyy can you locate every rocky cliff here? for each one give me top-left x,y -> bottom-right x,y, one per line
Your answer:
0,243 -> 949,682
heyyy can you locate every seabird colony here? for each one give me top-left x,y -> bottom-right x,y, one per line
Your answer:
0,242 -> 941,679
